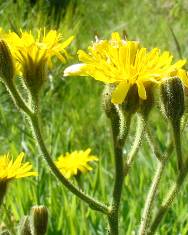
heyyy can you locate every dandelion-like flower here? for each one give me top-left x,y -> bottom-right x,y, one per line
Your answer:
0,152 -> 37,205
64,32 -> 186,104
55,149 -> 98,179
2,29 -> 74,94
5,29 -> 74,71
0,152 -> 37,182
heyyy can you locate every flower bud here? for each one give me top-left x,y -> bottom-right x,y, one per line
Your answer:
18,216 -> 32,235
161,77 -> 184,122
30,205 -> 48,235
102,85 -> 125,144
102,85 -> 117,119
0,40 -> 15,83
122,84 -> 140,114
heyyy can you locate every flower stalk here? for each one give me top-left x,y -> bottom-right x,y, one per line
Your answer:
124,114 -> 146,176
28,113 -> 109,214
171,119 -> 183,171
108,110 -> 132,235
139,159 -> 166,235
4,81 -> 109,215
149,159 -> 188,235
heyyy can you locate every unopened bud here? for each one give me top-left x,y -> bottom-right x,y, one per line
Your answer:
161,77 -> 184,122
19,216 -> 31,235
0,40 -> 15,83
30,205 -> 48,235
102,85 -> 117,119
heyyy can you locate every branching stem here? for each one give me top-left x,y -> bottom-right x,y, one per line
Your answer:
29,114 -> 109,214
149,160 -> 188,235
5,83 -> 109,215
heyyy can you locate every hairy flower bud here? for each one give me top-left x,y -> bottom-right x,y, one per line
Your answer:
30,205 -> 48,235
18,216 -> 32,235
161,77 -> 184,122
0,40 -> 15,83
102,85 -> 117,118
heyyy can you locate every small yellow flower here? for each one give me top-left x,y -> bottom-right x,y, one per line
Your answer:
55,149 -> 98,179
5,28 -> 74,74
64,32 -> 186,104
0,152 -> 37,182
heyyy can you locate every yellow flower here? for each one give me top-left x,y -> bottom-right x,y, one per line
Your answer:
64,32 -> 186,104
4,28 -> 74,73
0,152 -> 37,182
55,149 -> 98,179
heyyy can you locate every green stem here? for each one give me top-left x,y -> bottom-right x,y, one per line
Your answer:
149,160 -> 188,235
29,114 -> 109,214
171,119 -> 183,171
5,82 -> 109,215
108,113 -> 131,235
138,120 -> 172,235
139,159 -> 166,235
124,114 -> 146,176
145,125 -> 163,161
4,81 -> 33,116
108,144 -> 124,235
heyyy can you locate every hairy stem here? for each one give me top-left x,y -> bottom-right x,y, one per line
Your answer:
149,160 -> 188,235
148,119 -> 185,234
124,114 -> 146,176
145,125 -> 162,161
108,112 -> 131,235
5,82 -> 109,215
29,114 -> 109,214
171,119 -> 183,171
139,159 -> 166,235
4,81 -> 33,116
139,120 -> 172,235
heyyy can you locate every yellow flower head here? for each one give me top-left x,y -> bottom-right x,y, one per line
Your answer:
0,152 -> 37,182
55,148 -> 98,179
64,32 -> 186,104
5,28 -> 74,74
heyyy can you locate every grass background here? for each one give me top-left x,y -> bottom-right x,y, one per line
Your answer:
1,0 -> 188,234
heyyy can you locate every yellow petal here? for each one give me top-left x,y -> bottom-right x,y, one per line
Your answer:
178,69 -> 188,87
137,82 -> 147,100
111,81 -> 130,104
60,36 -> 74,49
111,32 -> 121,41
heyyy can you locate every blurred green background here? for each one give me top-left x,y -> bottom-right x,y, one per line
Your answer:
1,0 -> 188,234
